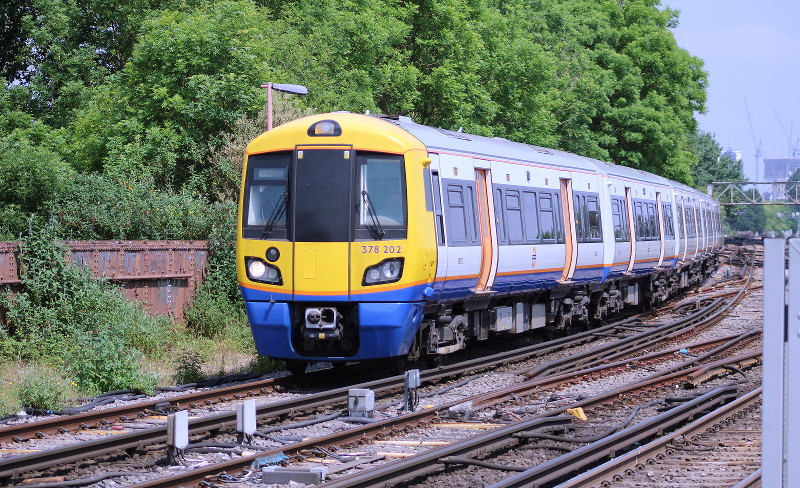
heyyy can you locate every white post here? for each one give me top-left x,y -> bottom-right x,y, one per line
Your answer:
787,239 -> 800,485
762,238 -> 800,487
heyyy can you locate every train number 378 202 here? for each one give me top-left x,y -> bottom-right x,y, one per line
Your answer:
361,245 -> 402,254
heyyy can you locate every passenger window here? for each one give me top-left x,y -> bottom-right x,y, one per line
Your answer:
522,191 -> 539,243
635,202 -> 646,239
446,185 -> 468,244
587,196 -> 602,241
612,198 -> 627,241
494,188 -> 506,243
646,202 -> 657,240
504,190 -> 524,244
466,185 -> 479,243
539,193 -> 557,241
432,172 -> 445,245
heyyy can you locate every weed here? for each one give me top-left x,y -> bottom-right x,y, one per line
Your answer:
174,350 -> 205,385
248,355 -> 283,376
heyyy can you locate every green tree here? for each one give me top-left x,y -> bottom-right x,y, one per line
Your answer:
74,0 -> 273,188
3,0 -> 203,127
689,131 -> 745,187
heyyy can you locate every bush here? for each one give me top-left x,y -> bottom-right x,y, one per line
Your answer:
69,330 -> 157,396
17,364 -> 75,411
184,209 -> 251,346
50,173 -> 222,241
0,223 -> 166,395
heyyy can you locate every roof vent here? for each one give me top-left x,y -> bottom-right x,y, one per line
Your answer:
436,128 -> 471,141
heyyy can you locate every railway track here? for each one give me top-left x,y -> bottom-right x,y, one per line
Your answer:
0,248 -> 757,487
557,387 -> 762,488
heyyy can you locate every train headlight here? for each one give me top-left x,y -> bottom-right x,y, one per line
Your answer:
307,119 -> 342,137
248,259 -> 266,279
246,257 -> 283,285
363,258 -> 404,286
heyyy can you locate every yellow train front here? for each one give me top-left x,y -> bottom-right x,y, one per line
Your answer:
237,113 -> 436,371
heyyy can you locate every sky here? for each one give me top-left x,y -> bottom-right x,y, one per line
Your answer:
663,0 -> 800,181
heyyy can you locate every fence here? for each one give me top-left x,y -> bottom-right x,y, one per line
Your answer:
0,241 -> 208,320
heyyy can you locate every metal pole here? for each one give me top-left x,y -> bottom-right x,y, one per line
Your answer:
787,239 -> 800,485
267,82 -> 273,131
763,238 -> 789,487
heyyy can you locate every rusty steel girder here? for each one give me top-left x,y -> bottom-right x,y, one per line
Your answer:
0,240 -> 208,320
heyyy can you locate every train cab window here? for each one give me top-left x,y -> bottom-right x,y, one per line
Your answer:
611,198 -> 629,242
358,155 -> 406,228
242,152 -> 291,240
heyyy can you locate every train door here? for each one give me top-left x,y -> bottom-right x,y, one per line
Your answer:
292,145 -> 352,301
475,168 -> 498,291
656,192 -> 666,267
625,187 -> 636,273
691,200 -> 700,256
559,176 -> 577,282
428,154 -> 448,296
680,196 -> 689,262
673,194 -> 683,262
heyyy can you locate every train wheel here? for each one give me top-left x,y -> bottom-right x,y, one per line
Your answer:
285,360 -> 308,376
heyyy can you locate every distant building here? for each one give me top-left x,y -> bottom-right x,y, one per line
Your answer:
722,149 -> 742,162
764,158 -> 800,180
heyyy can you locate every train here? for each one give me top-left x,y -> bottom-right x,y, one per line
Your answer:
236,112 -> 722,374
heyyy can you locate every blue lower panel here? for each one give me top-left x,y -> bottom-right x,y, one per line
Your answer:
246,301 -> 424,362
246,302 -> 295,359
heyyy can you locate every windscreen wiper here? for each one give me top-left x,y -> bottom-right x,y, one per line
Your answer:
361,190 -> 385,240
261,192 -> 288,239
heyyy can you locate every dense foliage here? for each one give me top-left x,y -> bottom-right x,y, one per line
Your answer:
3,0 -> 711,193
0,224 -> 162,395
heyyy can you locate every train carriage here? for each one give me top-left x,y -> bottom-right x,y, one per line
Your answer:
237,113 -> 721,373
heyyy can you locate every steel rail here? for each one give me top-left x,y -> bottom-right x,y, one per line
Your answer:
0,316 -> 658,482
0,316 -> 640,445
484,386 -> 744,488
325,384 -> 752,488
554,387 -> 762,488
468,332 -> 760,411
123,349 -> 762,488
525,297 -> 729,378
732,468 -> 762,488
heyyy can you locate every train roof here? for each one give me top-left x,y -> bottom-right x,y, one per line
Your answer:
376,114 -> 710,200
378,115 -> 602,175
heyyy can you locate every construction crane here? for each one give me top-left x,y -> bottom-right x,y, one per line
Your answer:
772,107 -> 800,158
744,98 -> 763,180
